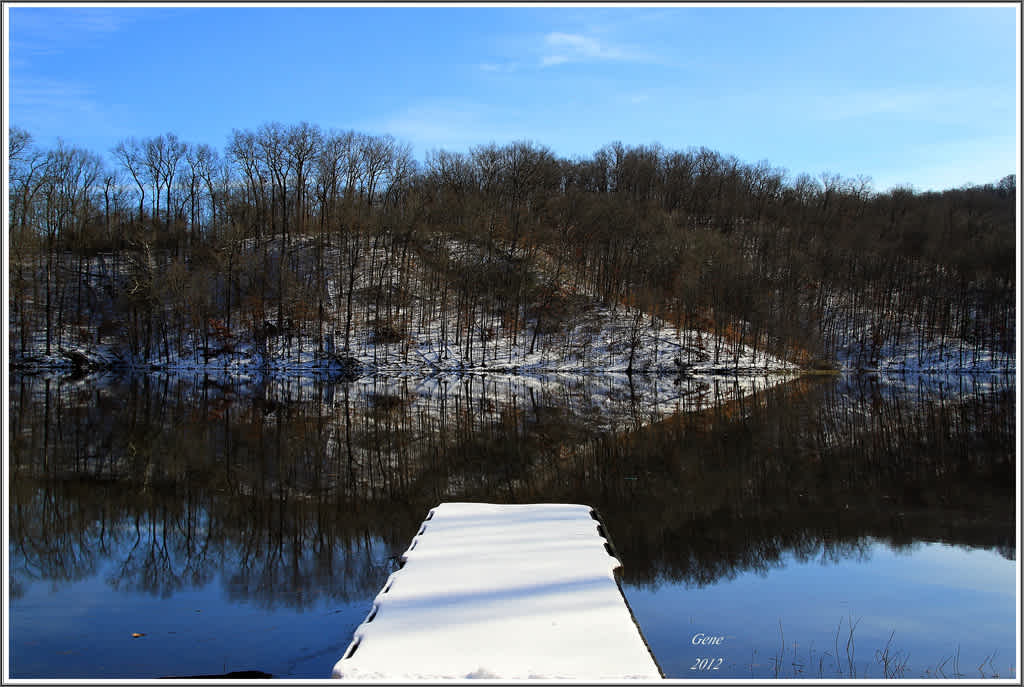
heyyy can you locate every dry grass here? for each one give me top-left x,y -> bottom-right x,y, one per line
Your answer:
757,617 -> 1008,679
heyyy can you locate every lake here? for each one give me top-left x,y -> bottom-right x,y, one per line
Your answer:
7,371 -> 1017,679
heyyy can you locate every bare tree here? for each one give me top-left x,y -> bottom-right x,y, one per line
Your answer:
256,122 -> 292,242
360,134 -> 395,206
159,133 -> 187,232
286,121 -> 322,236
112,138 -> 147,224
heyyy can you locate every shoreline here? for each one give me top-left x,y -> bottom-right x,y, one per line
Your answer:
8,351 -> 1014,379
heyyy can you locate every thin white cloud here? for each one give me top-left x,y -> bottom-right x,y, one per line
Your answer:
12,77 -> 100,119
547,32 -> 606,56
539,31 -> 650,67
10,76 -> 132,145
479,62 -> 518,73
810,86 -> 1013,125
813,89 -> 936,121
10,7 -> 136,56
873,134 -> 1017,192
373,100 -> 519,155
540,55 -> 570,67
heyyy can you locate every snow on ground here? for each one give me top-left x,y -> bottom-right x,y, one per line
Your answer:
823,295 -> 1015,375
18,300 -> 799,380
10,237 -> 1011,379
332,502 -> 662,681
834,334 -> 1015,375
10,237 -> 799,377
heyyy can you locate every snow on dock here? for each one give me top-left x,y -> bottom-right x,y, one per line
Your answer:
332,502 -> 663,680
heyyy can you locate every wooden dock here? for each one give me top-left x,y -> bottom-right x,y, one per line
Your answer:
332,502 -> 662,680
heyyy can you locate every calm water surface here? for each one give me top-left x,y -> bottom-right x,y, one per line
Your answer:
7,371 -> 1016,679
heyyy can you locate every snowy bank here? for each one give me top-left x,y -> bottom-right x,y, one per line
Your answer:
12,302 -> 800,381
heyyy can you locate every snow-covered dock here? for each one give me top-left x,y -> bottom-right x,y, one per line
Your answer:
332,502 -> 663,680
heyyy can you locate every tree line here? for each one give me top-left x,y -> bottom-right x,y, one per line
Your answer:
7,123 -> 1016,369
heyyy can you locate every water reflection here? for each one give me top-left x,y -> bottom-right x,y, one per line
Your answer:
7,371 -> 1015,676
590,374 -> 1015,588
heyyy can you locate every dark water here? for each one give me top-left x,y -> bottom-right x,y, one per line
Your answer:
7,371 -> 1017,679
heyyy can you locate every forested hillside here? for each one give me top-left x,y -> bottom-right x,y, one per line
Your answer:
7,124 -> 1016,374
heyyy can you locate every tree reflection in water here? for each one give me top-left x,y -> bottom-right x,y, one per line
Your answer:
8,371 -> 1014,609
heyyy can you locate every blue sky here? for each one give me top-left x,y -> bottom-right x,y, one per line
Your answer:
5,3 -> 1019,192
